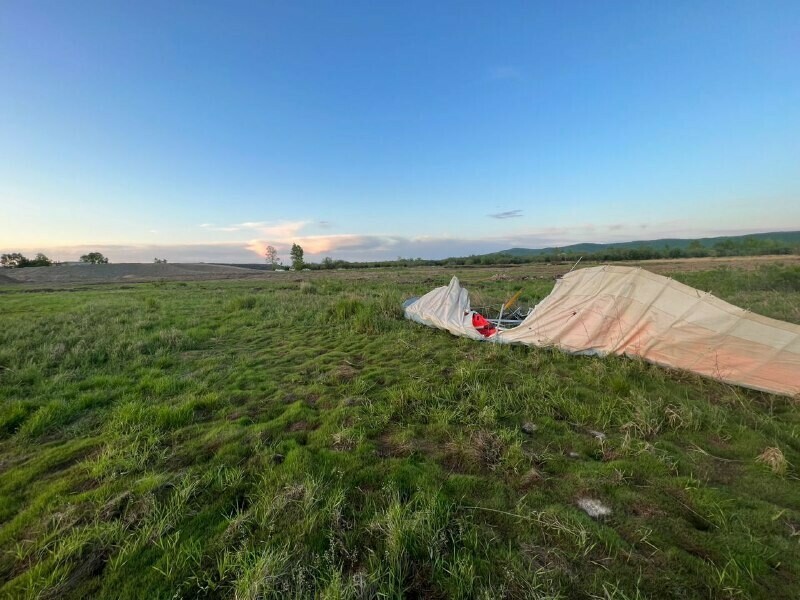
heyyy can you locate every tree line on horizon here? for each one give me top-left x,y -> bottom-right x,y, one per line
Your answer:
297,235 -> 800,270
0,252 -> 109,268
4,236 -> 797,270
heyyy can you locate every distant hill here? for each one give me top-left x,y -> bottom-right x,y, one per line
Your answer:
494,231 -> 800,257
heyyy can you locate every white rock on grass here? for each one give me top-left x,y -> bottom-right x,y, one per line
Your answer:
589,430 -> 606,441
577,497 -> 612,519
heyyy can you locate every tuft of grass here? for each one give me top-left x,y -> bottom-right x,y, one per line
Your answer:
756,446 -> 788,475
299,281 -> 317,295
230,295 -> 259,310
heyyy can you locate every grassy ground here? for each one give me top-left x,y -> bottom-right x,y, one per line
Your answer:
0,262 -> 799,599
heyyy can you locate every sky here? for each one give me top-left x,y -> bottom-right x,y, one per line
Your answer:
1,1 -> 799,263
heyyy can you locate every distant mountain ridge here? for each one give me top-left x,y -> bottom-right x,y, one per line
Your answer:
494,230 -> 800,257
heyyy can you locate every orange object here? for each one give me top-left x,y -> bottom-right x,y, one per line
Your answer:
472,312 -> 496,337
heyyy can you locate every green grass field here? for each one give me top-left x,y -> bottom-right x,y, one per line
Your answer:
1,263 -> 799,599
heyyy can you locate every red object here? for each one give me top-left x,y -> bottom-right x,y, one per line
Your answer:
472,312 -> 497,337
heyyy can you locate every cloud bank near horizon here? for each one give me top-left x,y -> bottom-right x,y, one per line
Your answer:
6,221 -> 798,264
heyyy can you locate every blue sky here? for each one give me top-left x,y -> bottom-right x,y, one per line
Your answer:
1,1 -> 799,262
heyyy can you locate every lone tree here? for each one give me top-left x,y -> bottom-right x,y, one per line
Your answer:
154,258 -> 168,264
290,243 -> 304,270
80,252 -> 109,264
31,253 -> 52,267
265,245 -> 280,266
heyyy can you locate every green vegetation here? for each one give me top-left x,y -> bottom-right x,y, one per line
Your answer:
264,245 -> 280,268
290,243 -> 305,271
0,263 -> 799,599
296,231 -> 800,270
494,230 -> 800,261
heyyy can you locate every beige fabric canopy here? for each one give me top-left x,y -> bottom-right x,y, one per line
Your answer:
404,266 -> 800,397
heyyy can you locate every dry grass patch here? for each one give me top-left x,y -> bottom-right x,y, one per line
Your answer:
756,446 -> 788,475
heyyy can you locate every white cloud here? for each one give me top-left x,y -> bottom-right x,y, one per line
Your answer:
200,220 -> 309,238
